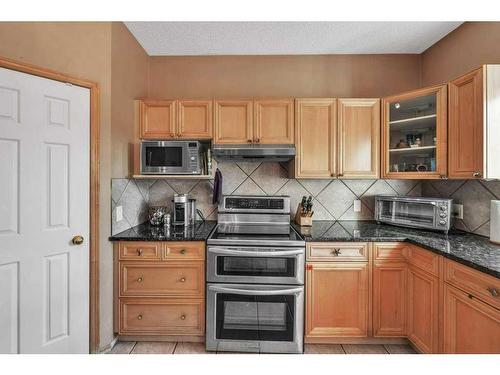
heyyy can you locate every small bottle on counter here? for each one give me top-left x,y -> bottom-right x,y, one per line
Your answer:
164,213 -> 171,228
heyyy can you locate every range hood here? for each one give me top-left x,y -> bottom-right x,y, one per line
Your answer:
212,144 -> 295,162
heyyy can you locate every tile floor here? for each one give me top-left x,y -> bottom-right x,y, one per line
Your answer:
109,341 -> 417,354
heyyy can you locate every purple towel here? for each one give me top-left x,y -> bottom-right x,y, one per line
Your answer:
212,168 -> 223,204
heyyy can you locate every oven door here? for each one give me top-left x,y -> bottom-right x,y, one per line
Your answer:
206,283 -> 304,353
207,247 -> 305,285
141,141 -> 189,174
376,198 -> 438,229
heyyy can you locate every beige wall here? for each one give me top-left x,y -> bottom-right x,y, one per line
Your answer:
149,54 -> 421,98
422,22 -> 500,86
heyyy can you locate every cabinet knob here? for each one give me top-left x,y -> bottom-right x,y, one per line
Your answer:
247,139 -> 252,143
180,314 -> 186,320
137,248 -> 143,256
177,132 -> 181,137
473,171 -> 482,178
180,249 -> 186,255
487,287 -> 499,297
331,249 -> 341,256
330,173 -> 335,177
179,277 -> 186,282
338,173 -> 343,177
170,133 -> 175,137
137,276 -> 143,283
255,138 -> 260,143
440,175 -> 448,180
137,314 -> 143,320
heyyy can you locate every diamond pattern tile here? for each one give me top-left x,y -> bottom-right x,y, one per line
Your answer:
297,179 -> 332,196
451,180 -> 495,231
385,180 -> 419,195
232,178 -> 266,195
250,163 -> 288,195
342,179 -> 376,197
361,180 -> 396,212
166,179 -> 200,194
236,162 -> 261,175
216,162 -> 248,194
317,180 -> 357,219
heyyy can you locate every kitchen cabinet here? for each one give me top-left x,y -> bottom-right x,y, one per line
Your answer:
295,98 -> 337,178
139,99 -> 212,140
407,264 -> 439,353
139,99 -> 176,139
114,241 -> 205,340
338,98 -> 380,178
443,283 -> 500,353
214,99 -> 254,144
448,65 -> 500,179
372,243 -> 407,337
381,85 -> 447,179
254,99 -> 294,144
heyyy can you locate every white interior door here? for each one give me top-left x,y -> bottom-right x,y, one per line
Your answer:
0,67 -> 90,353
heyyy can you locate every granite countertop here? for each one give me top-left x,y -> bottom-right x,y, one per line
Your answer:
109,221 -> 217,242
292,221 -> 500,279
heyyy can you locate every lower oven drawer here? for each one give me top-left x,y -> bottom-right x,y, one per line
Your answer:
119,298 -> 204,335
119,262 -> 204,297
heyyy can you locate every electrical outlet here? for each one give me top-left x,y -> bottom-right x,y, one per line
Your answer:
353,199 -> 361,213
116,206 -> 123,222
451,204 -> 463,219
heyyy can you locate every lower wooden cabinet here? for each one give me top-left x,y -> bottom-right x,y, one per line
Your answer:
443,283 -> 500,353
407,265 -> 439,353
373,261 -> 407,337
306,262 -> 369,339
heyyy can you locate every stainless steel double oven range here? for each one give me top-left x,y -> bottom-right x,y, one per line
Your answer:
206,195 -> 305,354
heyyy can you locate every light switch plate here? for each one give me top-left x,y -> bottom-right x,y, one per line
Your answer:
353,199 -> 361,213
451,204 -> 463,219
116,206 -> 123,222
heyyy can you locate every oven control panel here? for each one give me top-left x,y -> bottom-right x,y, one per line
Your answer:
225,197 -> 284,210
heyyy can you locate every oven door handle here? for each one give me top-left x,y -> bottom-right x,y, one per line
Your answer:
208,285 -> 303,296
208,247 -> 304,257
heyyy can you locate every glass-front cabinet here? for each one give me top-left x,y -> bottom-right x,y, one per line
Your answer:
382,85 -> 447,179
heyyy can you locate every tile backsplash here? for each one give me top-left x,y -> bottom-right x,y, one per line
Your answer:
111,162 -> 422,235
422,180 -> 500,237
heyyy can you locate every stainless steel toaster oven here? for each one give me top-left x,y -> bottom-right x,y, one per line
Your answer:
374,196 -> 453,234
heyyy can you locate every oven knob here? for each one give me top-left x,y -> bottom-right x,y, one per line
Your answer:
439,220 -> 447,226
190,156 -> 195,161
440,213 -> 447,218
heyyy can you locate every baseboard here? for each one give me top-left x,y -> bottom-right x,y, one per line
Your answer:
98,336 -> 119,354
305,336 -> 410,345
117,335 -> 204,343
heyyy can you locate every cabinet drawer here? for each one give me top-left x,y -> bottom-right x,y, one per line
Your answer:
373,242 -> 408,261
119,242 -> 161,261
307,242 -> 369,262
119,298 -> 204,335
406,245 -> 439,276
120,262 -> 204,297
444,259 -> 500,310
164,241 -> 205,260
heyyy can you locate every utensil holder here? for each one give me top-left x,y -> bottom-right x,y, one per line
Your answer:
294,203 -> 313,226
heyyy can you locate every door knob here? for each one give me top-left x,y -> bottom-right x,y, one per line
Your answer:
72,235 -> 84,245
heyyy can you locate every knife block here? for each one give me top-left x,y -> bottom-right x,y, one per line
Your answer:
294,203 -> 313,227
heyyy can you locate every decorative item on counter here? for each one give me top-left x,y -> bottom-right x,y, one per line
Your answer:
164,213 -> 171,228
414,137 -> 422,147
148,206 -> 167,226
395,139 -> 407,149
295,195 -> 314,226
490,200 -> 500,244
416,164 -> 428,172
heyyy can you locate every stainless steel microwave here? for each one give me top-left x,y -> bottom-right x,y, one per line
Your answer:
140,140 -> 201,175
374,196 -> 453,234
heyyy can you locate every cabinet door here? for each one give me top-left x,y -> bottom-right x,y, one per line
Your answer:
381,85 -> 447,179
448,68 -> 484,179
140,99 -> 176,139
407,265 -> 439,353
338,98 -> 380,178
254,99 -> 294,144
443,284 -> 500,353
214,100 -> 253,144
373,262 -> 407,337
178,100 -> 212,139
295,99 -> 337,178
306,262 -> 368,339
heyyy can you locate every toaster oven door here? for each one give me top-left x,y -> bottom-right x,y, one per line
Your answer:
377,199 -> 437,228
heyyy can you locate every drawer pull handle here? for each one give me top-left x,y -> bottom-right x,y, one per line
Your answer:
487,287 -> 499,297
180,277 -> 186,282
137,314 -> 143,320
180,249 -> 186,255
137,277 -> 143,283
180,314 -> 186,320
137,249 -> 143,256
331,249 -> 341,256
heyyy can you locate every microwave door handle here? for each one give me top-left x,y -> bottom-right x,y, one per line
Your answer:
209,285 -> 303,296
209,247 -> 304,257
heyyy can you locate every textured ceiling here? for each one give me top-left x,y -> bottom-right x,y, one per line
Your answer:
125,22 -> 463,56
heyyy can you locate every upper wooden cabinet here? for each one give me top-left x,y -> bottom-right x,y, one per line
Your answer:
178,100 -> 213,139
214,100 -> 254,144
338,98 -> 380,179
295,98 -> 337,178
381,85 -> 447,179
214,99 -> 294,144
139,99 -> 212,140
140,99 -> 176,139
254,99 -> 294,144
448,65 -> 500,179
